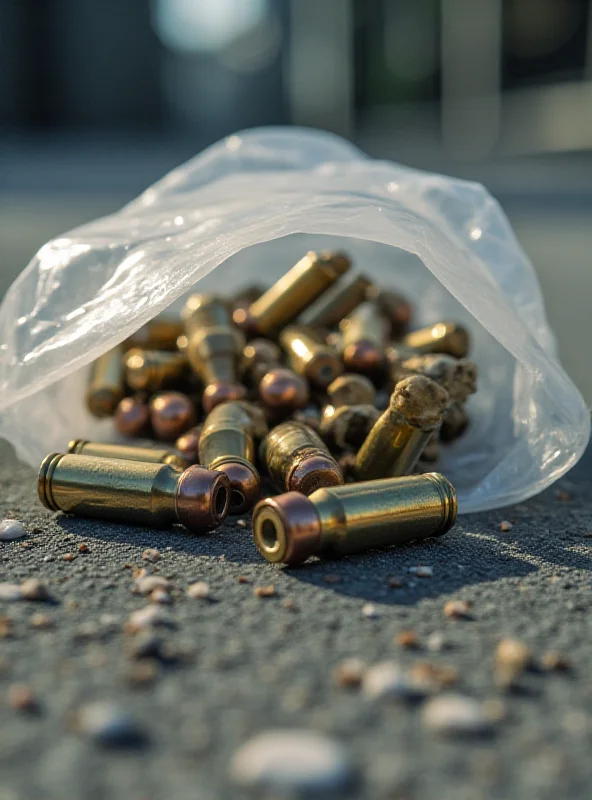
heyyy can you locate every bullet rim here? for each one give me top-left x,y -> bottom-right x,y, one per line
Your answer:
252,493 -> 321,565
288,453 -> 344,496
423,472 -> 458,534
37,452 -> 64,511
175,466 -> 231,532
211,458 -> 261,515
306,352 -> 343,388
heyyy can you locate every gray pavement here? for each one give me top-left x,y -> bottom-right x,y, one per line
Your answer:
0,439 -> 591,800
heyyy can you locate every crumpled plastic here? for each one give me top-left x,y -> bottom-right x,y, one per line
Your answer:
0,127 -> 588,512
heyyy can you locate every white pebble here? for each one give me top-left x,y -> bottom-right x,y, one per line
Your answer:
363,661 -> 421,701
230,730 -> 353,791
74,702 -> 145,747
422,694 -> 494,736
0,582 -> 23,601
362,602 -> 379,619
126,604 -> 173,633
409,565 -> 433,578
187,581 -> 210,599
0,520 -> 26,541
134,575 -> 170,595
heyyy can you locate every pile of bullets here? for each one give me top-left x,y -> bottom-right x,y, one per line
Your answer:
38,251 -> 477,565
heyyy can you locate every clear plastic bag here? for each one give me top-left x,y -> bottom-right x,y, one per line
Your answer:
0,127 -> 588,512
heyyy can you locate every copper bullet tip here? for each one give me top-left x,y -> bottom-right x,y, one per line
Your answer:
343,341 -> 384,373
150,392 -> 196,442
258,368 -> 309,413
202,381 -> 247,414
175,466 -> 230,531
253,493 -> 322,565
175,426 -> 202,464
115,396 -> 150,437
213,460 -> 260,514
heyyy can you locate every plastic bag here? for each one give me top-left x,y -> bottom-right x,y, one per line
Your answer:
0,127 -> 588,513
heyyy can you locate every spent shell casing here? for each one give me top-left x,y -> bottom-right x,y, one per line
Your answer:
392,354 -> 477,404
175,426 -> 202,464
340,301 -> 388,374
114,396 -> 151,437
149,392 -> 197,442
280,325 -> 343,388
123,348 -> 188,393
440,403 -> 470,443
199,401 -> 262,513
258,368 -> 310,415
403,322 -> 470,358
182,294 -> 246,412
241,338 -> 283,383
38,453 -> 230,532
301,274 -> 374,328
236,251 -> 350,336
253,473 -> 457,565
365,287 -> 412,337
232,284 -> 266,312
68,439 -> 189,471
86,347 -> 125,418
320,404 -> 381,452
356,375 -> 449,480
260,421 -> 343,495
327,373 -> 376,408
125,318 -> 184,351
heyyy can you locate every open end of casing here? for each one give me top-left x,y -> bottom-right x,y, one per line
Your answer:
252,493 -> 322,565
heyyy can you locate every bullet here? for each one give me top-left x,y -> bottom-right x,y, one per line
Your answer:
440,403 -> 470,443
123,349 -> 187,393
391,354 -> 477,404
320,404 -> 381,452
235,251 -> 351,336
125,318 -> 185,351
327,374 -> 376,408
182,294 -> 246,412
301,274 -> 374,328
356,376 -> 449,480
232,285 -> 266,313
86,347 -> 125,418
175,426 -> 202,464
241,338 -> 282,384
149,392 -> 196,442
252,473 -> 457,565
260,421 -> 343,495
259,368 -> 309,416
199,402 -> 262,514
38,453 -> 230,532
68,439 -> 189,470
403,323 -> 470,358
365,287 -> 412,337
340,302 -> 388,374
114,396 -> 151,437
280,325 -> 343,388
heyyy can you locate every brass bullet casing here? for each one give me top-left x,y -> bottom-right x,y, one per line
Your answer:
391,354 -> 477,404
403,322 -> 470,358
38,453 -> 230,532
301,274 -> 374,328
327,373 -> 376,408
440,403 -> 470,443
280,325 -> 343,389
253,473 -> 457,565
175,426 -> 202,464
114,396 -> 150,437
149,392 -> 196,442
356,376 -> 449,480
232,285 -> 266,314
258,368 -> 310,416
123,348 -> 187,393
125,318 -> 185,351
182,294 -> 246,412
365,287 -> 412,337
86,347 -> 125,418
320,404 -> 381,452
199,402 -> 263,514
236,251 -> 351,337
340,302 -> 388,374
68,439 -> 189,471
241,338 -> 282,384
260,421 -> 343,496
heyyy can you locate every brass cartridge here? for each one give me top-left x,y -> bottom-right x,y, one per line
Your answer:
38,453 -> 230,532
326,373 -> 376,408
259,368 -> 309,416
280,325 -> 343,389
233,285 -> 266,313
175,426 -> 202,464
391,354 -> 477,404
114,396 -> 150,437
241,338 -> 282,384
149,392 -> 197,442
125,318 -> 184,351
86,347 -> 125,418
199,402 -> 263,513
68,439 -> 188,471
365,287 -> 412,337
403,323 -> 470,358
253,473 -> 457,565
340,302 -> 388,374
301,274 -> 373,328
236,251 -> 351,336
123,349 -> 187,393
320,404 -> 381,452
260,421 -> 343,495
356,376 -> 449,480
182,294 -> 246,412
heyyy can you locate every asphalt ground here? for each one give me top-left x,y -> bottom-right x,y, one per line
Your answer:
0,438 -> 591,800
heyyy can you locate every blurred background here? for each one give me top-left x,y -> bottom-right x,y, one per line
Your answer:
1,0 -> 590,398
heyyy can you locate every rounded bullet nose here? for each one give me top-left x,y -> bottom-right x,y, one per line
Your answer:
214,461 -> 260,514
252,493 -> 321,565
343,341 -> 384,374
175,426 -> 202,464
288,454 -> 344,496
176,466 -> 230,531
307,353 -> 343,388
114,396 -> 150,437
258,368 -> 309,412
88,388 -> 122,419
150,392 -> 196,442
232,307 -> 258,337
202,381 -> 247,414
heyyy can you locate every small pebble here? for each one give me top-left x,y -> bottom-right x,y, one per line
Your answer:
142,548 -> 160,562
7,683 -> 38,712
423,694 -> 495,736
0,519 -> 26,541
362,603 -> 379,619
410,566 -> 433,578
282,598 -> 297,612
125,661 -> 160,688
236,519 -> 247,528
495,638 -> 532,687
125,605 -> 174,634
0,583 -> 23,602
20,579 -> 50,602
322,574 -> 342,584
230,730 -> 353,791
254,585 -> 276,598
333,658 -> 366,688
150,588 -> 172,605
78,543 -> 89,553
187,581 -> 210,600
541,651 -> 571,672
387,576 -> 405,588
363,661 -> 422,701
499,521 -> 513,532
444,599 -> 472,619
134,575 -> 170,596
409,661 -> 458,690
72,702 -> 146,748
396,630 -> 419,649
62,553 -> 75,562
237,575 -> 250,584
426,632 -> 446,652
129,632 -> 166,661
0,616 -> 14,638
